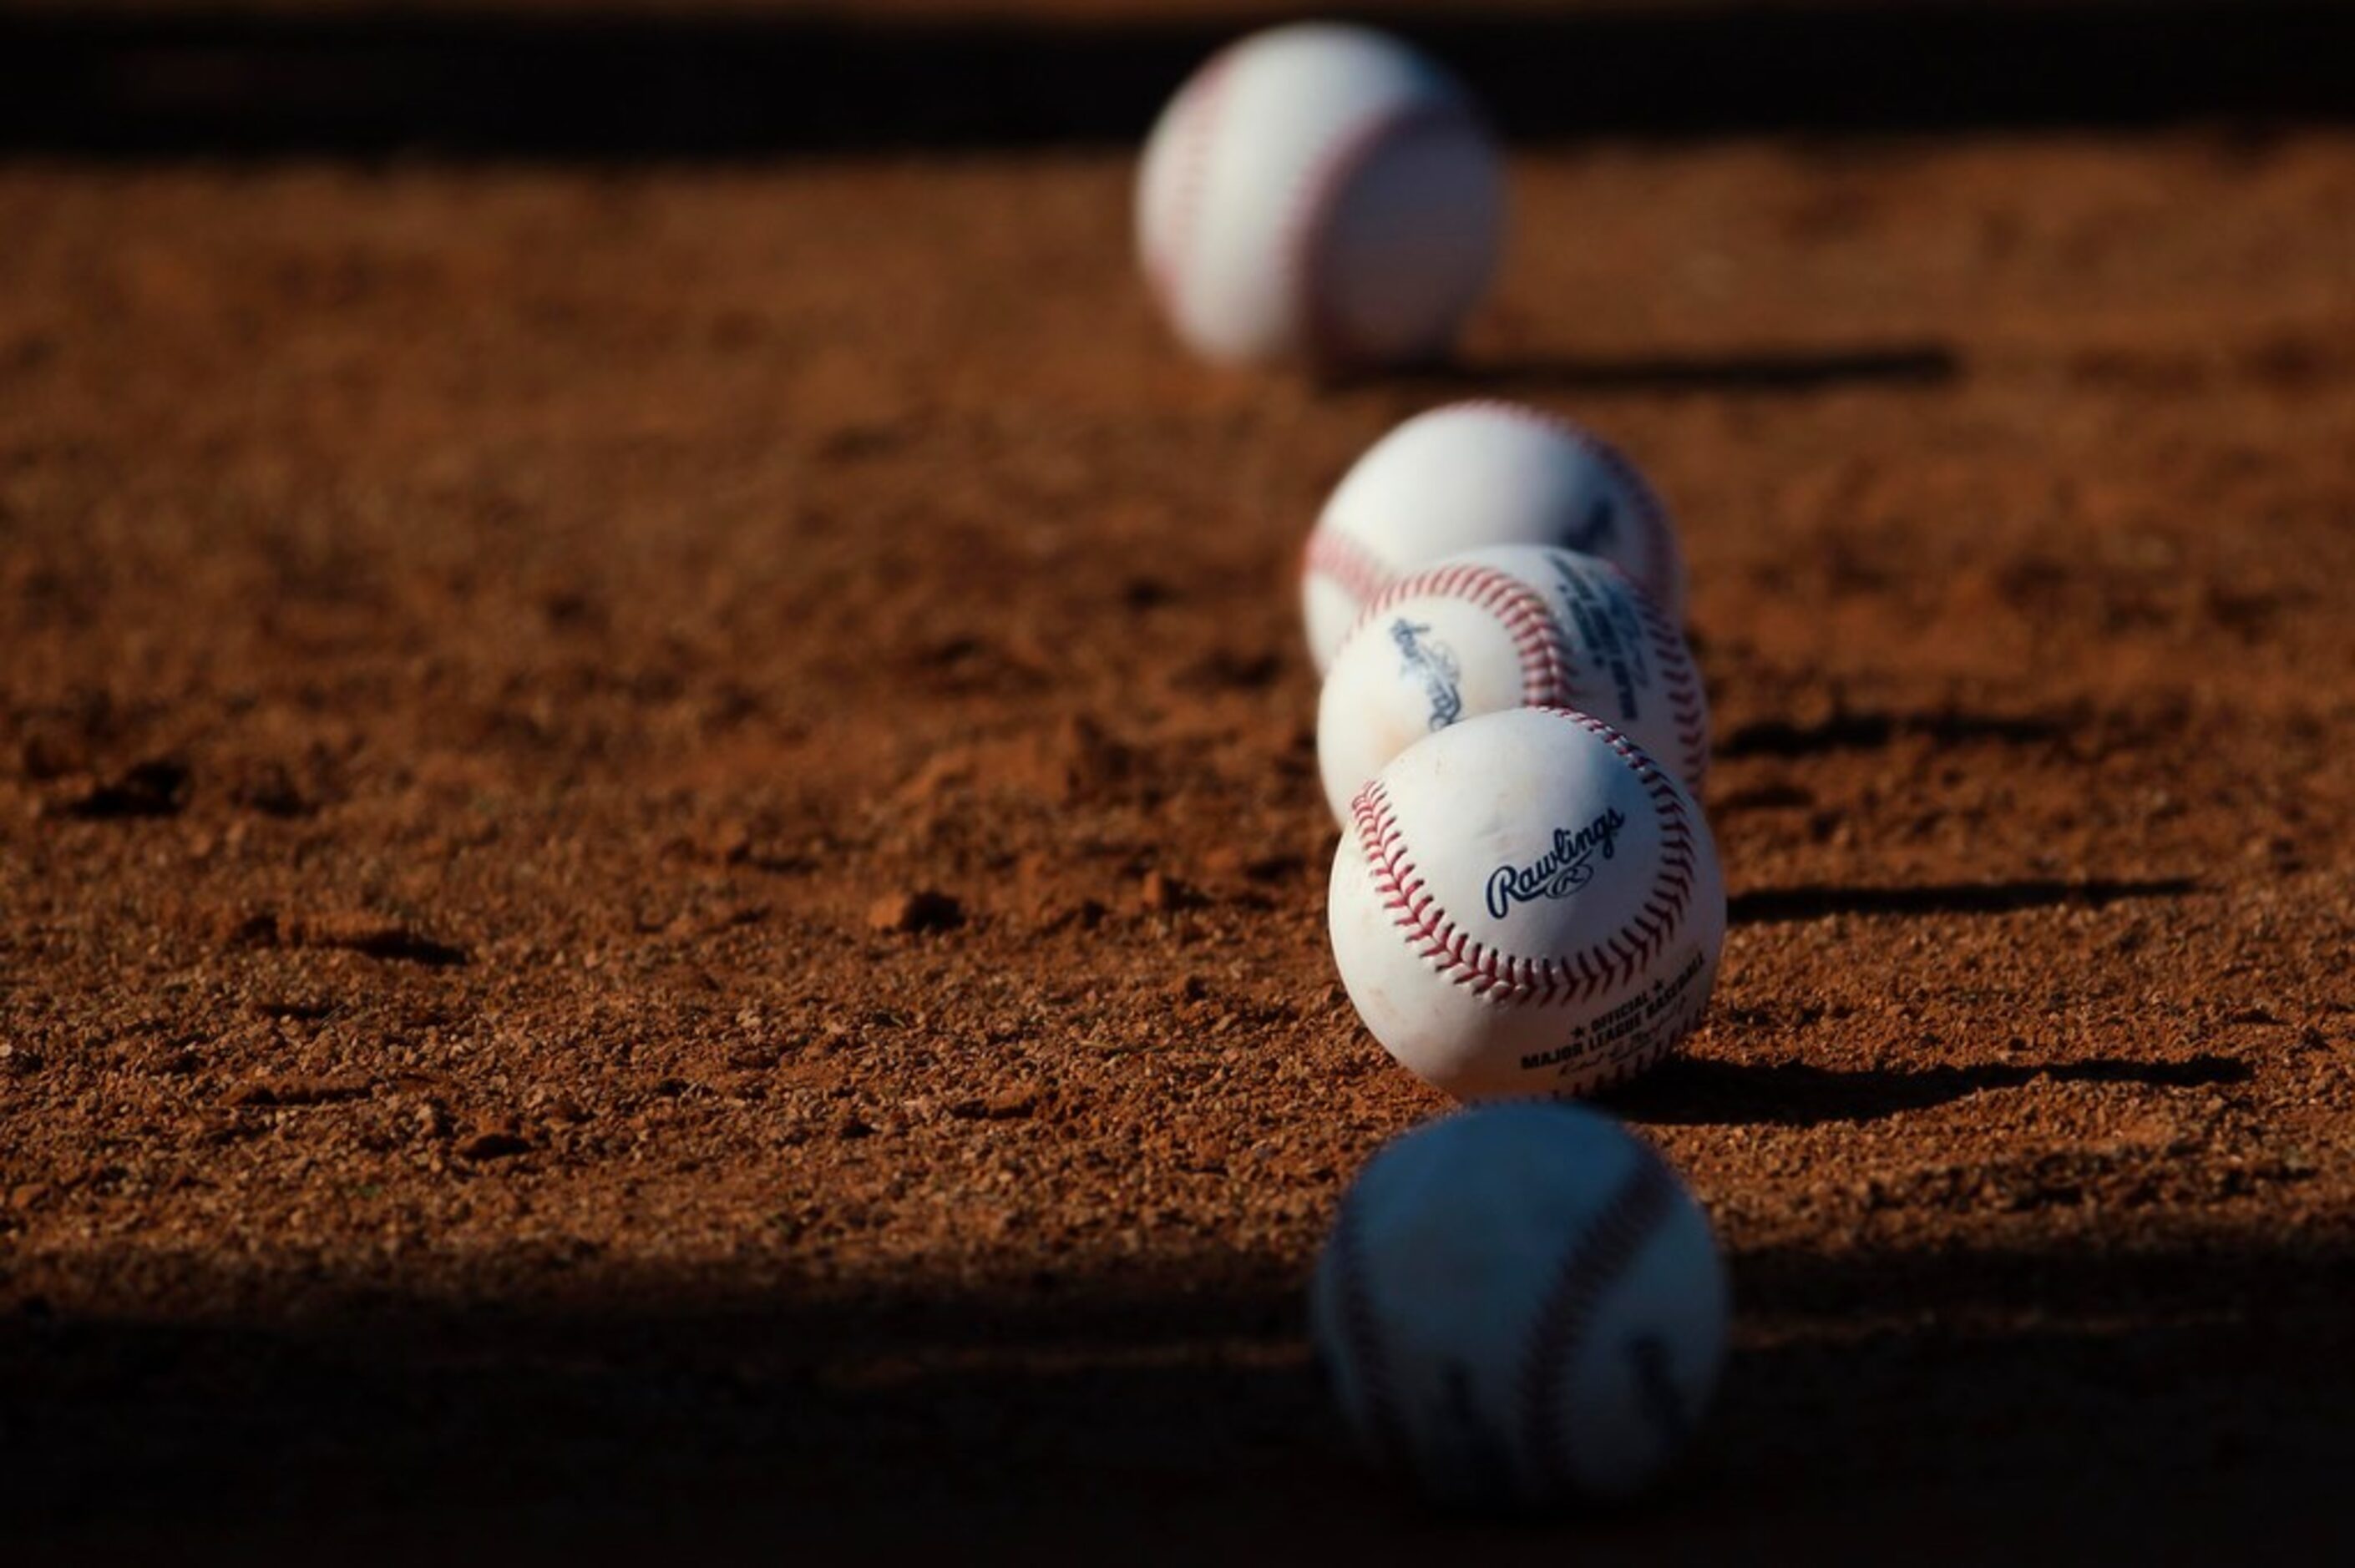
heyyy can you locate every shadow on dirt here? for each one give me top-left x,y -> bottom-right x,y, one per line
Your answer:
3,4 -> 2352,156
1718,709 -> 2070,759
5,1234 -> 2352,1555
1729,878 -> 2199,924
1607,1052 -> 2251,1128
1415,345 -> 1962,398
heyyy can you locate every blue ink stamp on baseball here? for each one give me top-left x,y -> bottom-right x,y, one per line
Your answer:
1484,807 -> 1628,919
1390,617 -> 1464,731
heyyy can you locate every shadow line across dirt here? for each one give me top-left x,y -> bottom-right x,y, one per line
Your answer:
1608,1052 -> 2251,1127
1730,878 -> 2199,924
1411,344 -> 1963,397
1718,708 -> 2070,760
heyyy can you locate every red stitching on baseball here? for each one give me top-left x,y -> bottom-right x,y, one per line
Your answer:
1346,708 -> 1697,1007
1304,525 -> 1395,611
1146,47 -> 1242,328
1287,100 -> 1487,373
1630,581 -> 1709,789
1355,562 -> 1573,708
1517,1146 -> 1679,1499
1577,432 -> 1675,599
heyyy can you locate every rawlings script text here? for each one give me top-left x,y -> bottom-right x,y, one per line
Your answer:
1483,808 -> 1628,919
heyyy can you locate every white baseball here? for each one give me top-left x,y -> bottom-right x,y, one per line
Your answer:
1135,23 -> 1505,371
1329,705 -> 1725,1100
1303,402 -> 1686,673
1312,1101 -> 1729,1507
1316,544 -> 1709,825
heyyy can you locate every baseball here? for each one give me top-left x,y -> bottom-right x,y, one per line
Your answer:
1135,23 -> 1505,372
1311,1101 -> 1730,1508
1329,705 -> 1725,1100
1302,401 -> 1686,673
1315,544 -> 1709,825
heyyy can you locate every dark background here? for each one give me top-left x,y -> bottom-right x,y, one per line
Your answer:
4,3 -> 2354,155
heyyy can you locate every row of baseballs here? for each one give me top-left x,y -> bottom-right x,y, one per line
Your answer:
1294,410 -> 1731,1501
1138,27 -> 1732,1513
1307,400 -> 1724,1104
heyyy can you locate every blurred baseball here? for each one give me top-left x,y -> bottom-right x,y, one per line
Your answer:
1135,23 -> 1505,371
1311,1101 -> 1729,1508
1315,544 -> 1709,824
1329,705 -> 1724,1100
1303,402 -> 1685,673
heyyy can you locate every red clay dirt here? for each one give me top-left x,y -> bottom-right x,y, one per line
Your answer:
3,129 -> 2355,1557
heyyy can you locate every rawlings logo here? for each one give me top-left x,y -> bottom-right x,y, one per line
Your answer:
1484,808 -> 1628,919
1389,617 -> 1463,731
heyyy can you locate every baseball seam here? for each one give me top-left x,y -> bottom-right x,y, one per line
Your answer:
1303,525 -> 1395,615
1629,578 -> 1709,790
1286,100 -> 1488,374
1346,707 -> 1697,1007
1517,1146 -> 1680,1500
1356,562 -> 1573,709
1147,47 -> 1241,332
1452,401 -> 1680,609
1329,1187 -> 1411,1469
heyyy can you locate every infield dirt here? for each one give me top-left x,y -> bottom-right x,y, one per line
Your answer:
4,115 -> 2355,1556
